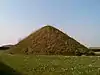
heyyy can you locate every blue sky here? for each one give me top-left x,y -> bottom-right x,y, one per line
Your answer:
0,0 -> 100,47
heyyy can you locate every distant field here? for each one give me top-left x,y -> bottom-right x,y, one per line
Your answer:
0,51 -> 100,75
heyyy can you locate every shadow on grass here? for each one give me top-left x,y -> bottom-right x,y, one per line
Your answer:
0,61 -> 22,75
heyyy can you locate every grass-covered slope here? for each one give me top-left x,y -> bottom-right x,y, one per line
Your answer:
0,52 -> 100,75
0,61 -> 21,75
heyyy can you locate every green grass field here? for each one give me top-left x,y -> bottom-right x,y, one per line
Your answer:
0,51 -> 100,75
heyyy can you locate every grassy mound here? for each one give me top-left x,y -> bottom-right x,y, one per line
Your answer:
10,25 -> 89,55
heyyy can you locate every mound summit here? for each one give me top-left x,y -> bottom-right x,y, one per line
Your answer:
10,25 -> 89,55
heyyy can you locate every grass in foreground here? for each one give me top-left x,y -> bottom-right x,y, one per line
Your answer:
0,51 -> 100,75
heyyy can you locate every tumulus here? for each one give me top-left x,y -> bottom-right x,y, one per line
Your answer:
9,25 -> 89,55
